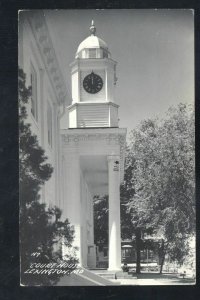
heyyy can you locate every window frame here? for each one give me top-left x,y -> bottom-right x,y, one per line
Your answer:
30,63 -> 38,121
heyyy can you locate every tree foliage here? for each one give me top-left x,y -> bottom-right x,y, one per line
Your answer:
120,145 -> 136,240
125,103 -> 195,270
19,69 -> 78,285
93,193 -> 134,251
93,195 -> 108,250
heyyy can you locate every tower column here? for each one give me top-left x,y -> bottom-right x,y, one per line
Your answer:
108,155 -> 121,271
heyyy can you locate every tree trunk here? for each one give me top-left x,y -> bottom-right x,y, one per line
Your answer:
159,239 -> 165,274
136,228 -> 141,274
160,253 -> 165,274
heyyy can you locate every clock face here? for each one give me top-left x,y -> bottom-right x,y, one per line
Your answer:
83,72 -> 103,94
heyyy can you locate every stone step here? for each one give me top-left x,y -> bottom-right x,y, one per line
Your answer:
98,273 -> 116,279
116,274 -> 133,279
80,268 -> 117,285
94,271 -> 134,280
115,271 -> 133,279
57,269 -> 114,286
89,270 -> 121,284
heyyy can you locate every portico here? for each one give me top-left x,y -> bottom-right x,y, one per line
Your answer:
61,21 -> 126,271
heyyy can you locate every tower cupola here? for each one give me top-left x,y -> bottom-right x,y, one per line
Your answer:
68,21 -> 119,128
75,20 -> 111,59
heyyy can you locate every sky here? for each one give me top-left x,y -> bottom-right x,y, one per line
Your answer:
44,9 -> 194,137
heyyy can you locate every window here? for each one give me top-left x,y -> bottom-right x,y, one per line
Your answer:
122,247 -> 132,257
47,102 -> 53,147
30,64 -> 38,121
88,49 -> 96,58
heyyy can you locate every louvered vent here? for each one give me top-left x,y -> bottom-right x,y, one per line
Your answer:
77,104 -> 109,127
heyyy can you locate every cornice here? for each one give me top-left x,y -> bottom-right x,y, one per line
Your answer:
70,57 -> 117,69
61,127 -> 126,137
67,101 -> 119,110
27,11 -> 71,106
61,129 -> 126,182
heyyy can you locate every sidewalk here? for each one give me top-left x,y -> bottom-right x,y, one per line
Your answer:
110,272 -> 196,285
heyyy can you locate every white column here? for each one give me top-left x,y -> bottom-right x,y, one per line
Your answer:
63,154 -> 83,266
108,155 -> 121,271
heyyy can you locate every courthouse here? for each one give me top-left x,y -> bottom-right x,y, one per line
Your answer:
19,11 -> 126,271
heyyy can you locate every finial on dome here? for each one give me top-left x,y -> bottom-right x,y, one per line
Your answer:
89,20 -> 96,35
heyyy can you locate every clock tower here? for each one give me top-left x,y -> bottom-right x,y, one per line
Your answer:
62,21 -> 126,272
68,20 -> 119,128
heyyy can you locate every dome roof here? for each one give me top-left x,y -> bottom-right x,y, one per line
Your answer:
76,35 -> 108,54
75,20 -> 110,59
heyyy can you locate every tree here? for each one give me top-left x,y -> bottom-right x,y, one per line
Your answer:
126,103 -> 195,273
121,143 -> 156,274
93,192 -> 134,254
93,195 -> 108,250
19,68 -> 78,285
120,145 -> 136,241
